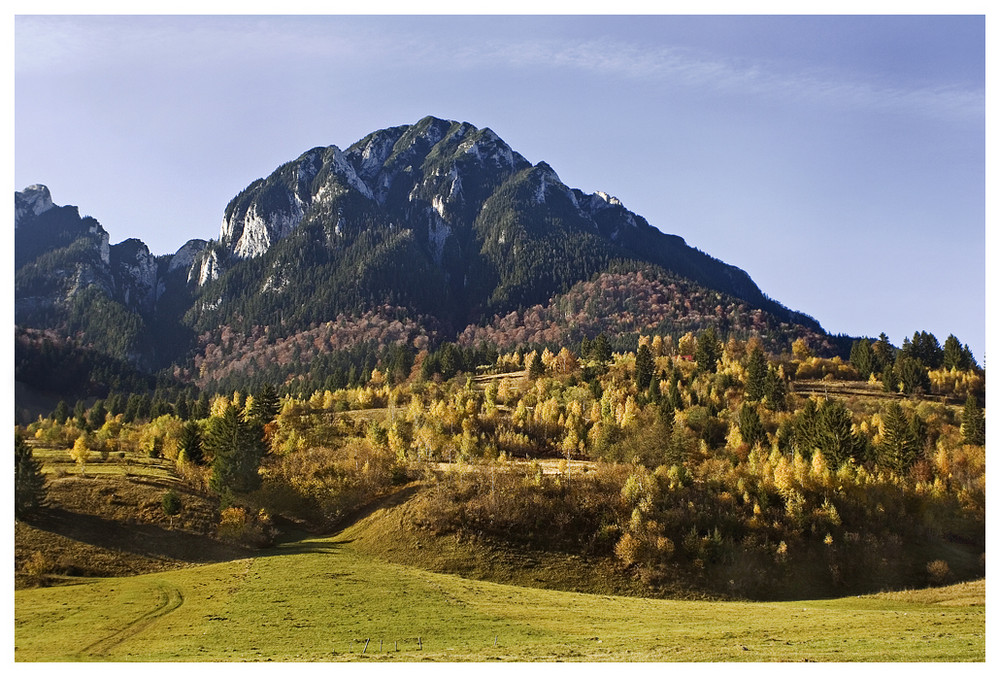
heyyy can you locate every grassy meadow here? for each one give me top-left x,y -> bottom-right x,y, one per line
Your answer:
15,529 -> 985,662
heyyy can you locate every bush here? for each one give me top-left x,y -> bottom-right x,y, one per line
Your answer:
161,489 -> 182,516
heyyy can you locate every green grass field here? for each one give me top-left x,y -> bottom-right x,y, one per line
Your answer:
14,529 -> 985,662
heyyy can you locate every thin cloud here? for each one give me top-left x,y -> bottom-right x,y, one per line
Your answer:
16,16 -> 984,123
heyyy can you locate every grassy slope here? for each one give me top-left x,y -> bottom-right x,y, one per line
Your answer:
15,525 -> 985,662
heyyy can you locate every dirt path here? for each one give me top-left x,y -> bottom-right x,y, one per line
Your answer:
77,579 -> 185,658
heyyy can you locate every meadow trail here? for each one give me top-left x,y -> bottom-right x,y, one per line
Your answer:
76,580 -> 185,659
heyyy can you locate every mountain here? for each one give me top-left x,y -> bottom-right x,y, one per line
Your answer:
15,116 -> 830,396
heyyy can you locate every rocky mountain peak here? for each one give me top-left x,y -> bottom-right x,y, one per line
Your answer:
15,184 -> 55,225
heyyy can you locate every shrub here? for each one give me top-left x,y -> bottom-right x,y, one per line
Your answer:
927,559 -> 951,585
161,489 -> 182,517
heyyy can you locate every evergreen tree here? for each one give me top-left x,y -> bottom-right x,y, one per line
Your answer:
52,400 -> 69,424
849,339 -> 874,379
73,400 -> 87,429
87,399 -> 107,430
668,378 -> 683,411
15,432 -> 46,518
795,398 -> 862,469
248,383 -> 280,424
123,393 -> 141,423
635,344 -> 655,391
174,396 -> 190,421
178,420 -> 204,464
763,365 -> 787,411
737,403 -> 767,449
962,394 -> 986,446
528,351 -> 545,379
878,402 -> 920,473
894,355 -> 930,395
106,392 -> 124,417
194,392 -> 211,419
942,334 -> 975,371
206,404 -> 266,498
592,333 -> 611,364
744,346 -> 767,401
872,333 -> 895,374
694,326 -> 722,374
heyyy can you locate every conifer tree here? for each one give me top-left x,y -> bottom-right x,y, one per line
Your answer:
872,333 -> 895,374
87,399 -> 107,430
878,402 -> 920,473
592,333 -> 611,364
849,339 -> 874,379
528,351 -> 545,379
694,326 -> 722,374
894,355 -> 930,395
635,344 -> 655,391
744,346 -> 767,401
737,403 -> 767,449
248,383 -> 280,424
178,420 -> 204,464
15,432 -> 46,518
763,365 -> 787,411
206,404 -> 266,498
962,394 -> 986,446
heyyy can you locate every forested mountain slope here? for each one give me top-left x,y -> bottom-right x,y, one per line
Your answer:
17,116 -> 827,396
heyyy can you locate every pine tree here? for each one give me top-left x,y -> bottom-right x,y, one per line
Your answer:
763,365 -> 787,411
248,383 -> 280,424
592,333 -> 611,364
894,355 -> 930,395
878,402 -> 920,473
744,346 -> 767,401
849,339 -> 874,379
694,326 -> 722,374
962,394 -> 985,446
206,404 -> 266,498
635,344 -> 655,391
178,420 -> 204,464
528,351 -> 545,379
737,403 -> 767,449
872,333 -> 895,374
52,400 -> 69,424
87,399 -> 107,430
15,432 -> 46,518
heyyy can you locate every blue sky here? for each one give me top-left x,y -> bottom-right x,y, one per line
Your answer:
13,9 -> 988,360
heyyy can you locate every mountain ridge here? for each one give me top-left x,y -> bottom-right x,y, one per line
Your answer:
15,115 -> 828,393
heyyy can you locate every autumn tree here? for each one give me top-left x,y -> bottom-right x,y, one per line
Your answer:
70,435 -> 92,474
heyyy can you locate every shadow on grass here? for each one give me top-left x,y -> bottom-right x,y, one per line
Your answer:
23,506 -> 246,565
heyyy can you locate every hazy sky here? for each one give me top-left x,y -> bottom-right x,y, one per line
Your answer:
13,11 -> 987,360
